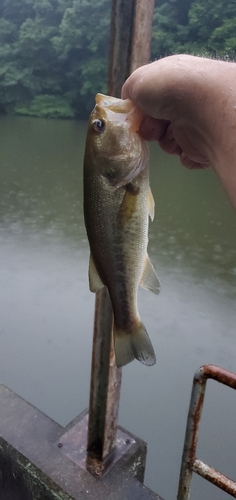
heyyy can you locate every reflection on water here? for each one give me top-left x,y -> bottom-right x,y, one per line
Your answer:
0,115 -> 236,500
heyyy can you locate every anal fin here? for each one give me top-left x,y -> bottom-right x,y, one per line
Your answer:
89,253 -> 105,293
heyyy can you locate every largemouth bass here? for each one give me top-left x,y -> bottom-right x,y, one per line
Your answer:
83,93 -> 160,368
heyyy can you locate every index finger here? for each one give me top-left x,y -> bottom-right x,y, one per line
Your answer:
139,115 -> 170,141
121,65 -> 149,103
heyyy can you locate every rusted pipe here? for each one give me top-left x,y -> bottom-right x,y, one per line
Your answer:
177,364 -> 236,500
193,459 -> 236,497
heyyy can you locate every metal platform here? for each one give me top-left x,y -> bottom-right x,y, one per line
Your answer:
0,383 -> 163,500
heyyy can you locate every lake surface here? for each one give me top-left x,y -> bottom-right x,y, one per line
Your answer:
0,114 -> 236,500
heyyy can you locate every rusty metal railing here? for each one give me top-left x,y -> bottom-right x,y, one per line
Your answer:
177,364 -> 236,499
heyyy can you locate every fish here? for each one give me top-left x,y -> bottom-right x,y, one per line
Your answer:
83,93 -> 160,368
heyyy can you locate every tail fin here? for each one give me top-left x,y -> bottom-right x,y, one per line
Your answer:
114,322 -> 156,368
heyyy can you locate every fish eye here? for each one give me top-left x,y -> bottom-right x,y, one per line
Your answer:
92,119 -> 105,133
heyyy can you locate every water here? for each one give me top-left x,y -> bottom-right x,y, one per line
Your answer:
0,115 -> 236,500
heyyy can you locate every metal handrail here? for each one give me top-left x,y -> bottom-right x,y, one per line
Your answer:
177,364 -> 236,499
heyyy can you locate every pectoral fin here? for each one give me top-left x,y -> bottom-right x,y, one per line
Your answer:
117,183 -> 140,225
148,187 -> 155,221
139,254 -> 161,295
89,253 -> 104,292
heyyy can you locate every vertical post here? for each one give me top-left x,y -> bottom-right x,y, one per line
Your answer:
130,0 -> 154,73
87,288 -> 121,469
107,0 -> 136,97
87,0 -> 154,475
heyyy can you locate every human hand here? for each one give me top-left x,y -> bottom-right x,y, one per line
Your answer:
122,55 -> 236,175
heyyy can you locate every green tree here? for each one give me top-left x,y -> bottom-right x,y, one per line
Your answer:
188,0 -> 235,39
52,0 -> 111,115
209,18 -> 236,58
2,0 -> 34,26
15,94 -> 74,118
0,0 -> 235,119
187,0 -> 236,56
0,17 -> 17,43
0,17 -> 22,112
33,0 -> 62,26
151,0 -> 192,58
0,0 -> 71,116
18,17 -> 61,91
151,0 -> 236,59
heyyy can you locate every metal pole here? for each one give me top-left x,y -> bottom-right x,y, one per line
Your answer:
87,288 -> 122,472
130,0 -> 154,73
87,0 -> 154,475
107,0 -> 136,97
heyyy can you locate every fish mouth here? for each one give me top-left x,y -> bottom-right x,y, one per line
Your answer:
96,93 -> 133,113
95,93 -> 143,132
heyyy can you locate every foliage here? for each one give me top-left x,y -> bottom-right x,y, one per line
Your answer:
0,0 -> 111,118
0,0 -> 235,119
209,18 -> 236,57
15,94 -> 74,118
51,0 -> 110,115
151,0 -> 236,59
